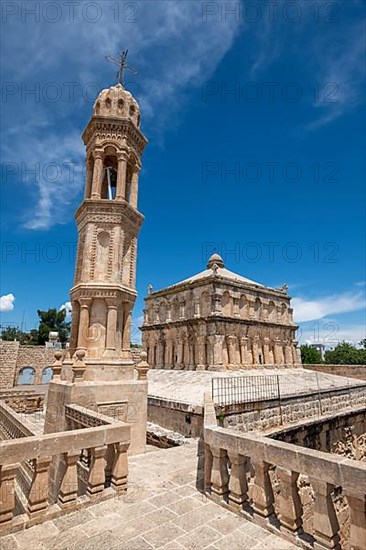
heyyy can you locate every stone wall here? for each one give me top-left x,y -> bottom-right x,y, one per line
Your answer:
148,396 -> 203,438
0,341 -> 58,389
304,363 -> 366,380
270,407 -> 366,451
0,341 -> 19,389
221,385 -> 366,432
15,345 -> 57,385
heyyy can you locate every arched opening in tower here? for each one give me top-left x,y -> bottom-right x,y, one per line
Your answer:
101,155 -> 118,200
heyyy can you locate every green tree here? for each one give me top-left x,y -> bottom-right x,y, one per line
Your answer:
324,342 -> 361,365
300,344 -> 322,364
0,326 -> 39,345
37,308 -> 70,344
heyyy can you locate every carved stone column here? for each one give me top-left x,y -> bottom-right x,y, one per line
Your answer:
129,166 -> 140,208
274,338 -> 283,365
212,293 -> 222,315
207,335 -> 225,370
156,339 -> 165,368
69,300 -> 80,354
90,151 -> 104,199
28,456 -> 52,516
111,442 -> 129,494
58,451 -> 80,508
284,342 -> 293,366
277,467 -> 303,533
251,461 -> 274,518
233,297 -> 240,317
115,151 -> 128,200
310,479 -> 340,550
179,300 -> 186,320
240,336 -> 249,366
166,301 -> 172,322
210,447 -> 229,502
77,298 -> 91,350
106,301 -> 118,351
154,305 -> 160,323
0,463 -> 18,524
227,335 -> 238,366
228,453 -> 248,511
344,490 -> 366,550
87,445 -> 107,497
164,339 -> 172,368
176,338 -> 184,368
248,300 -> 255,319
263,337 -> 270,365
194,300 -> 200,318
122,303 -> 132,353
196,336 -> 206,371
252,335 -> 260,365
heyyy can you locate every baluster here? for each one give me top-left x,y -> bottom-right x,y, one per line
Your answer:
28,456 -> 51,516
58,451 -> 80,508
276,467 -> 303,534
310,479 -> 340,550
227,452 -> 248,512
111,442 -> 129,495
204,443 -> 213,494
344,490 -> 365,550
210,446 -> 229,502
87,445 -> 107,497
251,460 -> 275,518
0,463 -> 18,524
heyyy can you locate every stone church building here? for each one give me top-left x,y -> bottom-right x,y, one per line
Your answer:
142,253 -> 301,370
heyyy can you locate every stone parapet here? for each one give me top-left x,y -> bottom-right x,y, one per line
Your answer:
204,395 -> 366,550
304,364 -> 366,381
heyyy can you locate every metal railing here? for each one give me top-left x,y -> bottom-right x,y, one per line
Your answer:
211,372 -> 366,408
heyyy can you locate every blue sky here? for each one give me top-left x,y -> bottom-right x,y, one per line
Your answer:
1,0 -> 365,346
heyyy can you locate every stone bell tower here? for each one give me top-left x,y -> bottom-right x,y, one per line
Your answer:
68,83 -> 147,376
45,80 -> 148,455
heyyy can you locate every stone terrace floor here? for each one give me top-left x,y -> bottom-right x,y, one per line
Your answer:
148,368 -> 366,406
1,441 -> 297,550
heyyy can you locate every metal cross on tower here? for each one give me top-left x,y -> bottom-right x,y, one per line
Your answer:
105,50 -> 138,87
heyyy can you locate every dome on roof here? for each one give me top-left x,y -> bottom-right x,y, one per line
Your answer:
207,253 -> 225,269
93,83 -> 140,126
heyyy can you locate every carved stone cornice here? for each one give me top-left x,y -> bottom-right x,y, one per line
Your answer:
70,283 -> 137,304
82,116 -> 148,156
75,199 -> 144,232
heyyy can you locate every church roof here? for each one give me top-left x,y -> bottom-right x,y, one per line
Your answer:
151,253 -> 276,295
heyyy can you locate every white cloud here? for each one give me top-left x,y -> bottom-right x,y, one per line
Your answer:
59,301 -> 72,317
0,294 -> 15,312
292,290 -> 365,322
298,320 -> 366,348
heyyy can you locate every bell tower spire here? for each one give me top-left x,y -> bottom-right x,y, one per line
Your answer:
69,75 -> 148,376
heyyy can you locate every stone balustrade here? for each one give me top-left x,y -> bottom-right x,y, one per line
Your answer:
204,399 -> 366,550
0,400 -> 131,533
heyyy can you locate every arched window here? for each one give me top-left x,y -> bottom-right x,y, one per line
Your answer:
239,294 -> 247,318
254,298 -> 262,319
268,301 -> 276,322
41,367 -> 53,384
18,367 -> 36,385
101,154 -> 118,200
222,291 -> 232,316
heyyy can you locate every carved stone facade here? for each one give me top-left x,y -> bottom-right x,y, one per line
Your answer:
142,254 -> 301,370
45,82 -> 149,455
69,83 -> 148,374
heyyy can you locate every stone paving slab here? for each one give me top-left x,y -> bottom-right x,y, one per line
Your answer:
1,441 -> 298,550
148,368 -> 365,406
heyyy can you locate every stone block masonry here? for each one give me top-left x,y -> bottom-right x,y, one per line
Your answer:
0,341 -> 19,389
0,341 -> 58,389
